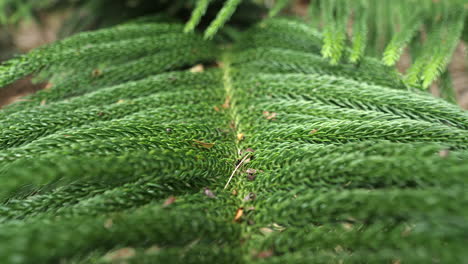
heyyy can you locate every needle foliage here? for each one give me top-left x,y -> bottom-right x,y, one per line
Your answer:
0,1 -> 467,263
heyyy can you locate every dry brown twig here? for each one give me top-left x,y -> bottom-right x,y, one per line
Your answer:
224,153 -> 252,189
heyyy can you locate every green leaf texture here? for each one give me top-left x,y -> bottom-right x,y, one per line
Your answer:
0,19 -> 467,263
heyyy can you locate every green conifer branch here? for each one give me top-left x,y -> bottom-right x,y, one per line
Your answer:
204,0 -> 243,39
382,12 -> 423,66
349,1 -> 368,63
184,0 -> 212,33
0,15 -> 467,264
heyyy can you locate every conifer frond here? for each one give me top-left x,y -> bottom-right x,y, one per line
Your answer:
349,1 -> 368,63
382,10 -> 422,66
203,0 -> 243,39
420,9 -> 465,88
405,8 -> 466,89
320,0 -> 350,65
0,18 -> 467,263
5,0 -> 466,89
184,0 -> 212,33
178,0 -> 467,87
0,23 -> 193,88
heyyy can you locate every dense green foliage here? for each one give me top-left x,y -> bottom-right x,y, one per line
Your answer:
2,0 -> 467,90
0,16 -> 467,263
1,0 -> 468,263
186,0 -> 468,90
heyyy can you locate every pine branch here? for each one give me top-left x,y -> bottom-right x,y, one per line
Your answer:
0,18 -> 467,264
349,1 -> 368,63
184,0 -> 212,33
405,9 -> 465,89
320,0 -> 350,65
420,10 -> 465,88
204,0 -> 243,39
382,11 -> 423,66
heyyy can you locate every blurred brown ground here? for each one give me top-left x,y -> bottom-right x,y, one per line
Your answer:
0,12 -> 65,107
1,1 -> 467,109
450,43 -> 468,109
